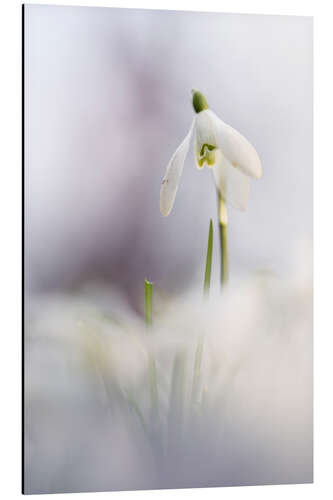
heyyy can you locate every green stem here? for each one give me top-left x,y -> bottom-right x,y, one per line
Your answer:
217,191 -> 229,285
144,279 -> 158,422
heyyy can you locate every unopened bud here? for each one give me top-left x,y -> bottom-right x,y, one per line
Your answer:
192,89 -> 209,113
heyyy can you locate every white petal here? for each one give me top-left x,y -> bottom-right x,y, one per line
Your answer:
207,110 -> 262,179
194,135 -> 202,169
194,110 -> 219,168
160,120 -> 194,216
195,110 -> 217,148
213,153 -> 250,210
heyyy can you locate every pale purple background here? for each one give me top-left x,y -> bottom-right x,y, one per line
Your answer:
25,6 -> 313,307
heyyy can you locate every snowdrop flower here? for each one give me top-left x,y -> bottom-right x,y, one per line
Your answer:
160,90 -> 262,216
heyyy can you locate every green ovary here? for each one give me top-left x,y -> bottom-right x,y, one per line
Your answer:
198,144 -> 217,167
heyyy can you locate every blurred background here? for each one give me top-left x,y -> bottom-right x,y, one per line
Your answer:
25,6 -> 312,307
24,6 -> 313,494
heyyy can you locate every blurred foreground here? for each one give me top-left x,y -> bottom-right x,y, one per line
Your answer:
25,254 -> 312,493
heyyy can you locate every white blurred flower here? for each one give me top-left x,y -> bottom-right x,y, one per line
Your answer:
160,90 -> 263,216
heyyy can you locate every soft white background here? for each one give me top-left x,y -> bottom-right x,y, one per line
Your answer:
0,0 -> 331,499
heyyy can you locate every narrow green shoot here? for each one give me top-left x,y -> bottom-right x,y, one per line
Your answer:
191,219 -> 214,410
203,219 -> 213,296
144,279 -> 159,422
144,279 -> 153,328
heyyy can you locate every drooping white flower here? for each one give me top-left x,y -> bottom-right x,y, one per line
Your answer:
160,90 -> 262,216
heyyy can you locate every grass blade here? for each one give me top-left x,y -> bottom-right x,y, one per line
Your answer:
144,279 -> 153,327
203,219 -> 213,295
144,279 -> 159,423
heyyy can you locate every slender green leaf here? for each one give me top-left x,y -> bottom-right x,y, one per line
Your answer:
144,279 -> 153,327
203,219 -> 213,295
144,279 -> 159,422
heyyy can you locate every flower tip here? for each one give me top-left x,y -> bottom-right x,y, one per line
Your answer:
161,208 -> 171,217
160,202 -> 170,217
192,90 -> 209,113
255,162 -> 263,180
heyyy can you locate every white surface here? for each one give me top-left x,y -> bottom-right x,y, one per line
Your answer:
0,0 -> 331,499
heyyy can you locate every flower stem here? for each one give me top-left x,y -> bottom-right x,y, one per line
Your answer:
203,219 -> 213,296
144,279 -> 158,422
217,191 -> 229,285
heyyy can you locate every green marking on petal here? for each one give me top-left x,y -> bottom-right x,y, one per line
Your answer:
197,144 -> 218,167
207,151 -> 216,166
200,143 -> 215,156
